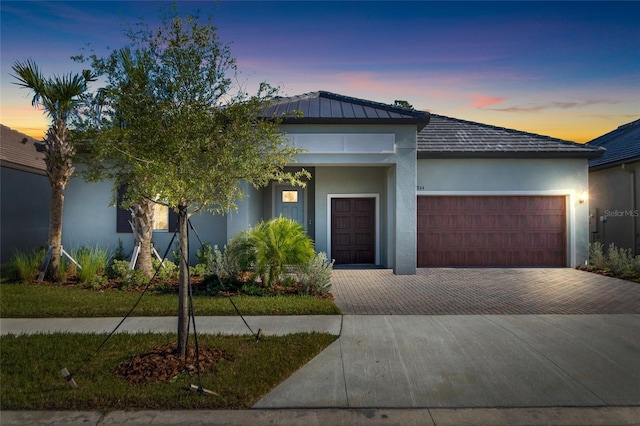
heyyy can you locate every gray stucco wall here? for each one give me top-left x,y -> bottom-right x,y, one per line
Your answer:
281,123 -> 419,272
1,167 -> 50,263
62,175 -> 228,265
589,160 -> 640,254
313,166 -> 389,265
417,158 -> 591,267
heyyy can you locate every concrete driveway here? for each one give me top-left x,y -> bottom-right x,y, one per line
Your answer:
330,268 -> 640,315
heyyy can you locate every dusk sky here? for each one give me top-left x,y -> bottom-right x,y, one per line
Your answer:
1,1 -> 638,143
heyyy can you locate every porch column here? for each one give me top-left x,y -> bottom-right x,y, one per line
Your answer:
393,143 -> 417,274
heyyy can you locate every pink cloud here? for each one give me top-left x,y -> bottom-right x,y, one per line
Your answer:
470,93 -> 507,108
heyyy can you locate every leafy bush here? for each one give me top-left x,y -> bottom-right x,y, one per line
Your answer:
605,244 -> 638,275
589,241 -> 607,270
110,259 -> 148,289
250,217 -> 315,288
7,248 -> 45,283
224,233 -> 258,276
152,258 -> 178,282
297,252 -> 334,295
588,242 -> 640,276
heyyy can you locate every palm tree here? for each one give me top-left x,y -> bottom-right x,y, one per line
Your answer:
251,217 -> 316,288
12,59 -> 95,280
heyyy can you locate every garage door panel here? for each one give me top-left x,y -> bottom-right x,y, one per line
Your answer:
417,196 -> 566,267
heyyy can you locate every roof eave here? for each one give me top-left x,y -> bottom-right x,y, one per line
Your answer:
279,116 -> 430,131
589,156 -> 640,171
417,150 -> 605,160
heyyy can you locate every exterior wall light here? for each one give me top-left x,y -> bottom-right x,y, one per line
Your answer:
578,191 -> 588,204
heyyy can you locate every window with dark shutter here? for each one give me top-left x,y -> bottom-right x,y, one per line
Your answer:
116,185 -> 133,233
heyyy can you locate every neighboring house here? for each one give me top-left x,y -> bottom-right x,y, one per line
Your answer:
4,91 -> 605,273
0,125 -> 49,263
586,119 -> 640,254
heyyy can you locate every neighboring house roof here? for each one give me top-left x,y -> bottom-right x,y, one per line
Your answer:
262,91 -> 430,131
417,114 -> 605,159
586,119 -> 640,171
0,124 -> 46,175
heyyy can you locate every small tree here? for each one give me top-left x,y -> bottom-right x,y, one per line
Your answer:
78,9 -> 308,356
12,60 -> 95,280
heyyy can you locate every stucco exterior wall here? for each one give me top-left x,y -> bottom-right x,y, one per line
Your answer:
417,158 -> 591,267
281,123 -> 418,273
1,167 -> 50,263
62,175 -> 228,264
589,160 -> 640,254
313,166 -> 388,265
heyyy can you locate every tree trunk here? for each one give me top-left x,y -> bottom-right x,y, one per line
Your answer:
131,200 -> 155,278
47,184 -> 64,280
176,204 -> 190,358
44,120 -> 74,281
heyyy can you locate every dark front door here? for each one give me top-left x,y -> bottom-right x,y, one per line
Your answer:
331,197 -> 375,264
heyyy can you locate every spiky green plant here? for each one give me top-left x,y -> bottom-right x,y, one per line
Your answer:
250,217 -> 315,288
8,248 -> 46,283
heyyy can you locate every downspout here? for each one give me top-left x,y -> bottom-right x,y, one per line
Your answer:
622,164 -> 637,254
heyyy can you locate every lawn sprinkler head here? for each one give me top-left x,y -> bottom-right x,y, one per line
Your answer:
60,367 -> 77,388
189,384 -> 218,396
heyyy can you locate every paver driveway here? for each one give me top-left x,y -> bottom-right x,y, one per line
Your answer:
331,268 -> 640,315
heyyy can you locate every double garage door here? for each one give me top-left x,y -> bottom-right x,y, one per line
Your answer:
417,196 -> 567,267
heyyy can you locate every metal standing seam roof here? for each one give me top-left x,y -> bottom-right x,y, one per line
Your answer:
417,114 -> 605,159
586,119 -> 640,170
0,124 -> 46,174
261,91 -> 430,130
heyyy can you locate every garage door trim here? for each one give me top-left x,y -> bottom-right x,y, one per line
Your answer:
327,193 -> 380,265
416,190 -> 576,267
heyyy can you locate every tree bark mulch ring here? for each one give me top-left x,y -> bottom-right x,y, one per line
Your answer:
116,343 -> 233,384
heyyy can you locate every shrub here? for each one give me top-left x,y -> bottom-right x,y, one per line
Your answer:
605,243 -> 638,275
589,242 -> 607,270
152,258 -> 178,282
224,233 -> 258,276
110,259 -> 148,289
588,242 -> 640,276
250,217 -> 315,288
297,252 -> 334,295
8,247 -> 45,283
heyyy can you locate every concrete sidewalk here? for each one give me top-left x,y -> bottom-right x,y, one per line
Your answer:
1,314 -> 639,425
255,315 -> 640,408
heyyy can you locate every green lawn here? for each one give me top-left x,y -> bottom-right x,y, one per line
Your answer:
1,332 -> 337,410
0,282 -> 341,317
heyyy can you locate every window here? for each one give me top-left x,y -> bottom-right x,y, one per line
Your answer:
153,202 -> 170,231
116,186 -> 178,233
282,190 -> 298,203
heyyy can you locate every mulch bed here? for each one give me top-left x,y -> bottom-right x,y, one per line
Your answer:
115,343 -> 233,384
577,266 -> 640,283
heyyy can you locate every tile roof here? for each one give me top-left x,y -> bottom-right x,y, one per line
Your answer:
417,114 -> 605,159
262,91 -> 430,130
586,119 -> 640,170
0,124 -> 46,174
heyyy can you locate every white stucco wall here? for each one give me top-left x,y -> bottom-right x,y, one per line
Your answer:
417,158 -> 591,266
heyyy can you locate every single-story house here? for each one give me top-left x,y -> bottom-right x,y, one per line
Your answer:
586,119 -> 640,254
0,125 -> 49,263
2,91 -> 604,272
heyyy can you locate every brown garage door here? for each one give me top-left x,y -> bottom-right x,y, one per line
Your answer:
417,196 -> 566,267
331,198 -> 375,264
